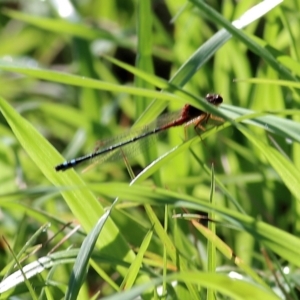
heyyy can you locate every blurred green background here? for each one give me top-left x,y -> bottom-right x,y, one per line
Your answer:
0,0 -> 300,299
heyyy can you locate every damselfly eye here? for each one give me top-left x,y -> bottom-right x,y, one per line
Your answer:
205,94 -> 223,106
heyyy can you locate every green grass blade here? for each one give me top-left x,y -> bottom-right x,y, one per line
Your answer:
0,96 -> 138,276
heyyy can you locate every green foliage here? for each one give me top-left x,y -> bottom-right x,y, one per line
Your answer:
0,0 -> 299,299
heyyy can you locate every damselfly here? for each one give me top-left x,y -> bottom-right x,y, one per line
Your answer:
55,94 -> 223,172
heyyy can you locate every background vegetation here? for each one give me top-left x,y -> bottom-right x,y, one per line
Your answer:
0,0 -> 300,299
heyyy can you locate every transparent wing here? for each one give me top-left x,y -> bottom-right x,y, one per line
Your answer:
82,110 -> 185,171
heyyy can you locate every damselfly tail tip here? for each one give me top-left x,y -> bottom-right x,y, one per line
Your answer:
55,162 -> 69,172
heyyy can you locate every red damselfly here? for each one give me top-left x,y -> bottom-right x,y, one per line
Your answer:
55,94 -> 223,172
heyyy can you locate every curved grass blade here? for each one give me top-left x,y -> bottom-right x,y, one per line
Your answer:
2,9 -> 133,49
66,199 -> 118,300
0,96 -> 143,279
190,0 -> 292,81
89,182 -> 300,267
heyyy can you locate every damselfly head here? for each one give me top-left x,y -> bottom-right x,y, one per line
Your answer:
205,94 -> 223,106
